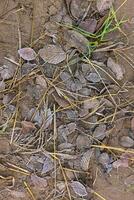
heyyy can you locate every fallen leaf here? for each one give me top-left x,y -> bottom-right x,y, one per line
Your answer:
70,181 -> 88,197
39,44 -> 66,64
79,19 -> 97,33
31,174 -> 48,190
107,57 -> 125,80
84,99 -> 100,110
52,92 -> 69,107
64,30 -> 89,53
131,117 -> 134,131
0,64 -> 16,80
10,190 -> 26,198
42,156 -> 54,174
119,136 -> 134,148
0,137 -> 10,154
36,75 -> 47,89
81,149 -> 94,171
113,159 -> 129,168
0,80 -> 5,90
70,0 -> 90,19
21,121 -> 36,134
93,124 -> 106,140
18,47 -> 36,61
76,135 -> 91,150
96,0 -> 114,13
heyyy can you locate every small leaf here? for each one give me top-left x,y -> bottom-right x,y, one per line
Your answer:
18,47 -> 36,61
107,57 -> 125,80
97,0 -> 114,13
31,174 -> 48,190
81,150 -> 94,171
21,121 -> 36,134
70,181 -> 88,197
39,45 -> 66,64
41,156 -> 54,174
36,75 -> 47,89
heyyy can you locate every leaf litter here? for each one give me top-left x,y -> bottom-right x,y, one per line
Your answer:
0,1 -> 133,200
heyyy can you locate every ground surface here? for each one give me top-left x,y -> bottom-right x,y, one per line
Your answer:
0,1 -> 134,200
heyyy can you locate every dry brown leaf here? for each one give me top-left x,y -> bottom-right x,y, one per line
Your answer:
131,117 -> 134,131
79,19 -> 97,33
18,47 -> 36,61
84,99 -> 100,110
21,121 -> 36,134
39,44 -> 66,64
52,92 -> 69,107
107,57 -> 125,80
70,181 -> 88,197
10,190 -> 26,198
41,156 -> 54,174
64,30 -> 89,53
36,75 -> 47,89
31,174 -> 48,190
81,149 -> 94,171
96,0 -> 114,13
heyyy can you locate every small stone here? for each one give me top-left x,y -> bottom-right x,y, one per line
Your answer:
86,72 -> 101,83
119,136 -> 134,148
93,124 -> 106,140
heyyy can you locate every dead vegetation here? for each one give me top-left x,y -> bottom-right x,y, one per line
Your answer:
0,0 -> 134,200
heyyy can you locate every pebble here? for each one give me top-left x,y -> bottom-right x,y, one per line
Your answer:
0,137 -> 10,154
119,136 -> 134,148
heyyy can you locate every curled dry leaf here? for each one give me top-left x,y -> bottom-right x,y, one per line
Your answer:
81,149 -> 94,171
96,0 -> 114,13
107,57 -> 125,80
64,30 -> 89,53
36,75 -> 47,89
31,174 -> 48,190
18,47 -> 36,61
70,181 -> 88,197
21,121 -> 36,134
39,44 -> 66,64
